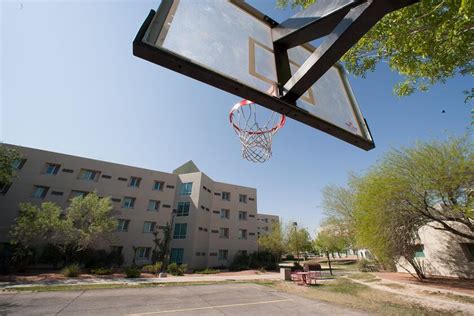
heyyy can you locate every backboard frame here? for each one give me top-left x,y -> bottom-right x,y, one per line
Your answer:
133,0 -> 375,150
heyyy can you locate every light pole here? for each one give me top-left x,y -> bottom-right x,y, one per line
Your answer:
293,222 -> 299,262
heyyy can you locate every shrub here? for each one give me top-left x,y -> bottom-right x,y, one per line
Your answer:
249,251 -> 277,271
39,244 -> 63,268
285,254 -> 295,261
291,261 -> 303,272
229,253 -> 250,271
74,248 -> 124,269
194,268 -> 220,274
142,262 -> 162,274
229,251 -> 278,271
91,267 -> 113,275
62,263 -> 81,277
357,259 -> 379,272
124,267 -> 141,278
167,263 -> 187,276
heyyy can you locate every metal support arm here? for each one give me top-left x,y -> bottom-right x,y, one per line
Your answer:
272,0 -> 365,49
278,0 -> 418,103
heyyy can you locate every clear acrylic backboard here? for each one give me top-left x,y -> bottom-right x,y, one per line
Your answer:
134,0 -> 375,150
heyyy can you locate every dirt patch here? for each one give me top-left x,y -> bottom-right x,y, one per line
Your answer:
375,272 -> 474,296
273,279 -> 451,315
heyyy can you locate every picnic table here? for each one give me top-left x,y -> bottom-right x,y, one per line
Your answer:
293,271 -> 319,286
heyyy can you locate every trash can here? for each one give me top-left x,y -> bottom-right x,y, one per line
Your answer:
280,268 -> 291,281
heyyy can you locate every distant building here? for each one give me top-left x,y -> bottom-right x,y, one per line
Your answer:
0,145 -> 278,269
256,213 -> 279,238
396,222 -> 474,279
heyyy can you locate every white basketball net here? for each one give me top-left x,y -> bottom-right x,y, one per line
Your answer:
229,100 -> 286,163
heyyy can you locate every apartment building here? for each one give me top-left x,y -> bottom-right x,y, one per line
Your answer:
0,145 -> 276,269
256,213 -> 279,238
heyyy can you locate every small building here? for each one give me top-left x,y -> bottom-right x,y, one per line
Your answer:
396,222 -> 474,279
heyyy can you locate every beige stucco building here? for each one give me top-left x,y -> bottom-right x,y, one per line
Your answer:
396,222 -> 474,279
0,145 -> 278,269
256,213 -> 279,238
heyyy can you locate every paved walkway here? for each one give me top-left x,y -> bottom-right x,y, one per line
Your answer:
0,273 -> 282,289
0,283 -> 368,315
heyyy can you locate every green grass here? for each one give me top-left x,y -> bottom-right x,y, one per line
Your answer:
381,282 -> 406,289
347,272 -> 378,280
322,277 -> 369,294
427,291 -> 474,304
3,280 -> 277,293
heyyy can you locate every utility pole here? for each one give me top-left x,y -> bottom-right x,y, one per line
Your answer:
293,222 -> 299,262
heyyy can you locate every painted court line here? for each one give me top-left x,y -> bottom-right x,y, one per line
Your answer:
127,298 -> 293,315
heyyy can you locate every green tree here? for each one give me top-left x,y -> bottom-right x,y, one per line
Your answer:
277,0 -> 473,98
0,144 -> 20,185
151,222 -> 172,269
352,136 -> 473,280
286,224 -> 313,259
65,192 -> 117,252
313,228 -> 343,276
354,170 -> 427,280
10,202 -> 68,247
258,221 -> 287,264
10,192 -> 117,267
321,182 -> 358,253
375,137 -> 473,239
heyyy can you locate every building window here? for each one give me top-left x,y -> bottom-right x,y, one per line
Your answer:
173,223 -> 187,239
136,247 -> 151,260
110,246 -> 123,255
70,190 -> 88,199
45,163 -> 61,175
180,182 -> 193,196
32,185 -> 49,199
237,250 -> 248,256
78,169 -> 99,181
117,219 -> 130,231
222,192 -> 231,201
147,200 -> 160,212
461,243 -> 474,261
218,250 -> 228,261
12,159 -> 26,170
219,228 -> 229,239
239,194 -> 247,203
122,197 -> 136,209
129,177 -> 141,188
414,245 -> 425,258
220,209 -> 230,219
143,221 -> 156,233
177,202 -> 190,217
0,183 -> 11,195
153,181 -> 164,191
238,211 -> 247,221
238,229 -> 248,240
170,248 -> 184,265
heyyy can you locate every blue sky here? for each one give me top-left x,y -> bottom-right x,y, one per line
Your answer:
1,0 -> 472,235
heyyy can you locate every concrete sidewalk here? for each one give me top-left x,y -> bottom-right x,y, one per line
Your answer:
0,272 -> 282,290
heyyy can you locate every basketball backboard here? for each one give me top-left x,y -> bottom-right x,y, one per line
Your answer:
134,0 -> 379,150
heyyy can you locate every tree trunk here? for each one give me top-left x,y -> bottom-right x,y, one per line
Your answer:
326,251 -> 333,276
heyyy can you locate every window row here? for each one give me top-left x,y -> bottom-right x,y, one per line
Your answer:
117,219 -> 165,233
217,228 -> 248,240
11,159 -> 171,191
216,209 -> 250,221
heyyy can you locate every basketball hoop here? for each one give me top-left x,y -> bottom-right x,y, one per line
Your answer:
229,100 -> 286,163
